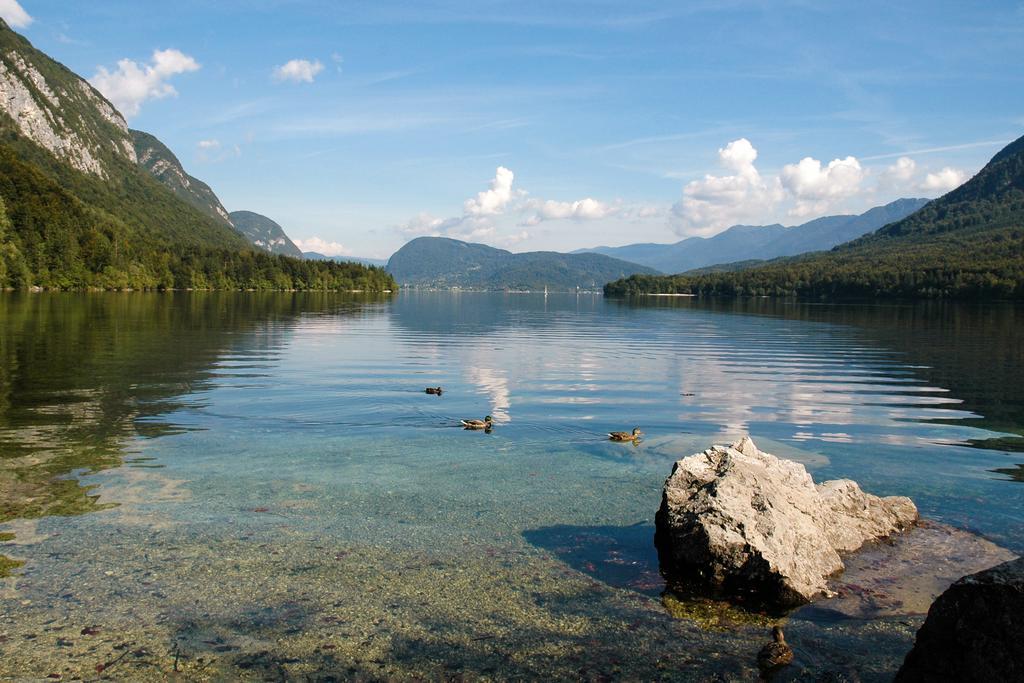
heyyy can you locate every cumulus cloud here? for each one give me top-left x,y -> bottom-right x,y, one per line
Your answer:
671,138 -> 783,235
292,237 -> 352,256
780,155 -> 864,217
0,0 -> 31,27
464,166 -> 516,216
922,167 -> 967,193
884,156 -> 917,184
197,139 -> 220,150
397,166 -> 628,248
398,212 -> 447,238
522,197 -> 617,225
272,59 -> 325,84
90,49 -> 200,117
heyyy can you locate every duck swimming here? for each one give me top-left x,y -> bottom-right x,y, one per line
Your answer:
609,427 -> 643,442
425,387 -> 444,395
461,416 -> 493,430
757,626 -> 794,679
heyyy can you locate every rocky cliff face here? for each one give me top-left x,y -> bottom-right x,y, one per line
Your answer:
228,211 -> 304,258
131,129 -> 233,226
0,20 -> 136,178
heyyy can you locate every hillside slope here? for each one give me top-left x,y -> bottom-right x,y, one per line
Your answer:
606,136 -> 1024,300
387,236 -> 658,290
0,20 -> 394,291
581,198 -> 929,274
131,129 -> 234,226
229,211 -> 303,258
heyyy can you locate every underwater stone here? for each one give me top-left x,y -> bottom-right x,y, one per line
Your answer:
654,437 -> 918,608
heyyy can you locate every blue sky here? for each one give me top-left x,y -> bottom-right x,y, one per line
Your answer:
5,0 -> 1024,258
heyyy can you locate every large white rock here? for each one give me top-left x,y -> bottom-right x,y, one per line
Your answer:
654,437 -> 918,608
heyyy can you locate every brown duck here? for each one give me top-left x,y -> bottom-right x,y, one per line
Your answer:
461,416 -> 493,430
425,387 -> 444,395
757,626 -> 794,679
608,427 -> 642,442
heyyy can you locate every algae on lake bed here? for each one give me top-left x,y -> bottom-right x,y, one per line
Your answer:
2,293 -> 1024,680
0,523 -> 925,681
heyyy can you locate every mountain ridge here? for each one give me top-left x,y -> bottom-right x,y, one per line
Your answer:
387,236 -> 658,290
578,198 -> 930,274
131,129 -> 234,227
229,211 -> 304,258
605,135 -> 1024,299
0,20 -> 395,291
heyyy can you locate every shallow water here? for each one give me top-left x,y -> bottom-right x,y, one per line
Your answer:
0,292 -> 1022,680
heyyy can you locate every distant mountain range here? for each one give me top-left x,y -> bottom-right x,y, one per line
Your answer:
578,198 -> 930,274
304,252 -> 388,267
606,134 -> 1024,299
386,236 -> 658,290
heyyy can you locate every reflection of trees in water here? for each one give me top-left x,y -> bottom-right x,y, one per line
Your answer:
0,293 -> 377,531
622,297 -> 1024,449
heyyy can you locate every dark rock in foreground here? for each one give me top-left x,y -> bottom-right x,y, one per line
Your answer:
655,437 -> 918,608
895,556 -> 1024,682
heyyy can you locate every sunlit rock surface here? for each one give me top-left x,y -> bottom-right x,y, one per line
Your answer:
655,437 -> 919,607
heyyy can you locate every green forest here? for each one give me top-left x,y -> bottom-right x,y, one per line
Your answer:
606,135 -> 1024,300
0,145 -> 395,292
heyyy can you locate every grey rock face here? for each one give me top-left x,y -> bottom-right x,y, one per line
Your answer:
0,49 -> 135,178
654,437 -> 918,608
895,556 -> 1024,683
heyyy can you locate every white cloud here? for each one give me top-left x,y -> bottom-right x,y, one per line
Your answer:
464,166 -> 516,216
524,198 -> 617,224
883,156 -> 917,184
780,155 -> 864,217
292,237 -> 352,256
196,139 -> 241,163
398,166 -> 627,248
0,0 -> 32,28
90,49 -> 200,117
921,167 -> 967,193
272,59 -> 324,84
399,212 -> 446,238
671,138 -> 783,235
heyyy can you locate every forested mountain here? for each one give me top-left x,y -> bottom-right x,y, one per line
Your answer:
580,198 -> 929,274
305,252 -> 388,267
387,236 -> 658,290
605,136 -> 1024,300
0,20 -> 393,291
229,211 -> 303,258
131,129 -> 234,226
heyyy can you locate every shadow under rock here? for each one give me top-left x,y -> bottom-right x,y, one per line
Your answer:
522,521 -> 665,598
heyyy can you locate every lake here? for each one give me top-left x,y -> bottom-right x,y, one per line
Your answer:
1,292 -> 1021,680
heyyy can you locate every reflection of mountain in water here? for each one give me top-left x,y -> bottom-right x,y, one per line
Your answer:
389,290 -> 605,337
0,293 -> 375,531
621,297 -> 1024,451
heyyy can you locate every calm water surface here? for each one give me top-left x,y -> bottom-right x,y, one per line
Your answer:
0,292 -> 1021,680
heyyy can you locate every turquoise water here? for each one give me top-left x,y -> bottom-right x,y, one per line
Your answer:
0,293 -> 1021,679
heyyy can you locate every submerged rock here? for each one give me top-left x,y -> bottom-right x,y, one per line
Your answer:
895,556 -> 1024,682
654,437 -> 918,608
